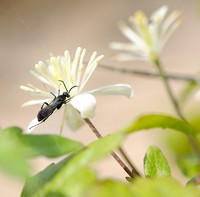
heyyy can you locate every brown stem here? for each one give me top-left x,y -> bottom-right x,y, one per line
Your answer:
119,147 -> 140,176
99,64 -> 199,83
84,118 -> 137,179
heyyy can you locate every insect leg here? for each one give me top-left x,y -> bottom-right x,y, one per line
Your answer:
43,83 -> 56,98
64,98 -> 70,104
41,102 -> 49,109
50,92 -> 57,100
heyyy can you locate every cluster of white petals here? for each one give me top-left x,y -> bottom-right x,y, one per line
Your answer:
110,5 -> 182,63
21,47 -> 134,133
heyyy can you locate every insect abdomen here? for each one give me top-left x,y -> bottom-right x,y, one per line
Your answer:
37,107 -> 53,122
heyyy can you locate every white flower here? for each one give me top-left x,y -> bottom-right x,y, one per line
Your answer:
110,5 -> 182,63
21,47 -> 134,134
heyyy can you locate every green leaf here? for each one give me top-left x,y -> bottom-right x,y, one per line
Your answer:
0,126 -> 22,135
61,132 -> 124,173
176,154 -> 200,178
85,180 -> 134,197
164,128 -> 200,178
21,132 -> 124,197
144,146 -> 171,178
131,177 -> 200,197
187,111 -> 200,134
121,114 -> 198,138
22,134 -> 82,158
22,164 -> 96,197
179,81 -> 198,104
21,156 -> 74,197
0,127 -> 29,178
0,126 -> 83,179
165,131 -> 193,154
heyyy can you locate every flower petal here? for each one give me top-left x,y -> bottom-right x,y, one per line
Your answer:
72,47 -> 83,83
118,21 -> 144,47
30,70 -> 50,85
65,104 -> 85,131
20,84 -> 52,97
27,118 -> 40,134
86,84 -> 134,98
111,53 -> 146,61
35,61 -> 59,89
160,9 -> 181,37
160,18 -> 182,48
76,49 -> 86,87
109,41 -> 146,60
21,99 -> 51,107
109,42 -> 142,52
69,94 -> 96,119
79,54 -> 104,93
60,106 -> 68,135
150,5 -> 168,25
195,90 -> 200,100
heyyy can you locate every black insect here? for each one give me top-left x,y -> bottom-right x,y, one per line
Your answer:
30,80 -> 78,129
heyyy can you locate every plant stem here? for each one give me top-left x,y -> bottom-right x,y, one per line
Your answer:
84,118 -> 139,179
100,64 -> 199,83
154,59 -> 200,160
118,147 -> 140,176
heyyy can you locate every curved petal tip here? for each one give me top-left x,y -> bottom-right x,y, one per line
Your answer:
86,84 -> 134,98
26,118 -> 40,134
70,94 -> 97,119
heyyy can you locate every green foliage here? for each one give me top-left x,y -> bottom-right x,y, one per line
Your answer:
165,131 -> 192,154
49,176 -> 200,197
121,114 -> 199,138
82,177 -> 200,197
131,177 -> 200,197
21,164 -> 97,197
21,156 -> 74,197
21,132 -> 124,197
189,113 -> 200,138
85,180 -> 135,197
3,118 -> 200,196
0,127 -> 29,178
121,114 -> 200,179
164,127 -> 200,178
0,127 -> 82,178
177,154 -> 200,178
22,134 -> 82,158
144,146 -> 171,178
179,81 -> 198,104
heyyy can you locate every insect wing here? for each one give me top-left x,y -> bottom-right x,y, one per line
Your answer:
37,106 -> 54,122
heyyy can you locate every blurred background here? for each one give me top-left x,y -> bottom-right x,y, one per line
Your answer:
1,0 -> 200,196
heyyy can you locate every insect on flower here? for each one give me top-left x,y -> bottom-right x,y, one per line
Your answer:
21,47 -> 134,134
30,80 -> 78,129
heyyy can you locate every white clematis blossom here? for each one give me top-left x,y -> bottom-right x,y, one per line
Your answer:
21,47 -> 134,134
110,5 -> 182,63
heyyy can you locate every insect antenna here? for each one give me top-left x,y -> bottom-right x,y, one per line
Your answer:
58,80 -> 69,92
69,85 -> 79,93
